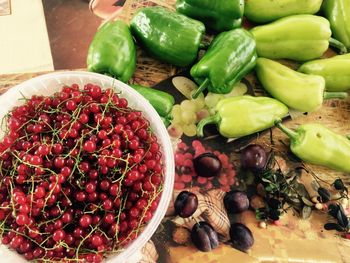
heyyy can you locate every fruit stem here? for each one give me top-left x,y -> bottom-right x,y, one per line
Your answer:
192,78 -> 209,99
324,91 -> 348,100
196,113 -> 221,137
274,119 -> 298,140
329,38 -> 348,54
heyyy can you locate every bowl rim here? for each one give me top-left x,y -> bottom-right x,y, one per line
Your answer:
0,71 -> 175,263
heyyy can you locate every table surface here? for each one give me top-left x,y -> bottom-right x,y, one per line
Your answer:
1,67 -> 350,263
1,0 -> 350,262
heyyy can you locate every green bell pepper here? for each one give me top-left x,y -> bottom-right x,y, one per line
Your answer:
275,119 -> 350,173
87,20 -> 136,83
256,58 -> 348,112
176,0 -> 244,32
322,0 -> 350,50
251,15 -> 347,61
299,54 -> 350,92
191,28 -> 257,99
197,96 -> 288,138
245,0 -> 323,23
129,84 -> 175,118
130,7 -> 205,67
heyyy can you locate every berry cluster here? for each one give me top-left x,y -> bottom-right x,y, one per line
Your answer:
0,84 -> 163,262
174,140 -> 236,192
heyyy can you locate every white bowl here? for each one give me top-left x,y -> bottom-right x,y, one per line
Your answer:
0,71 -> 174,263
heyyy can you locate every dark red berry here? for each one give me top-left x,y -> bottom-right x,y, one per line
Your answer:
53,229 -> 66,242
79,215 -> 92,228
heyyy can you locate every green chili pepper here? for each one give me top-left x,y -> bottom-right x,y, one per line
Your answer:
130,7 -> 205,67
256,58 -> 348,112
176,0 -> 244,32
197,96 -> 288,138
322,0 -> 350,50
299,54 -> 350,92
190,28 -> 257,99
244,0 -> 323,23
130,84 -> 175,118
275,119 -> 350,173
87,20 -> 136,83
251,15 -> 347,61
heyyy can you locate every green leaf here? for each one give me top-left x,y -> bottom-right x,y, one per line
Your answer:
261,178 -> 272,183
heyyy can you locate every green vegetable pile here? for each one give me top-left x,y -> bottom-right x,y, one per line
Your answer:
86,0 -> 350,174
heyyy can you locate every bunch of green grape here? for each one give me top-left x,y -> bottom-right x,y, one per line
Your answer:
168,93 -> 208,137
168,82 -> 248,138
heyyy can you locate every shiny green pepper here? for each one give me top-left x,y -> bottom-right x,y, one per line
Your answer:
176,0 -> 244,32
256,58 -> 348,112
130,6 -> 205,67
275,119 -> 350,173
299,54 -> 350,92
197,96 -> 288,138
251,15 -> 347,61
322,0 -> 350,50
191,28 -> 257,98
245,0 -> 323,23
129,84 -> 175,118
87,20 -> 136,83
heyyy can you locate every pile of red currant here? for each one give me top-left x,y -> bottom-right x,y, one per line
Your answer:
0,83 -> 163,262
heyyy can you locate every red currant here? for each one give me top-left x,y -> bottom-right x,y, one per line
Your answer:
16,213 -> 29,225
53,229 -> 66,242
79,215 -> 92,228
83,140 -> 96,153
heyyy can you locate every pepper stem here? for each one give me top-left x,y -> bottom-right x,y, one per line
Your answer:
329,38 -> 348,54
192,78 -> 209,99
324,91 -> 348,100
347,135 -> 350,141
196,113 -> 221,137
199,42 -> 210,50
274,119 -> 298,140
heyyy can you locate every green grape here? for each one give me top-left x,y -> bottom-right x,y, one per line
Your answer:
182,124 -> 197,137
224,82 -> 248,98
181,111 -> 197,124
171,104 -> 182,120
172,118 -> 185,125
209,108 -> 216,116
180,100 -> 197,113
167,123 -> 183,138
171,104 -> 185,125
204,92 -> 225,108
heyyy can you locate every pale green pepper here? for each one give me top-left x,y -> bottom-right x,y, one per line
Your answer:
298,54 -> 350,92
256,58 -> 348,112
197,96 -> 288,138
251,15 -> 347,61
276,119 -> 350,173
